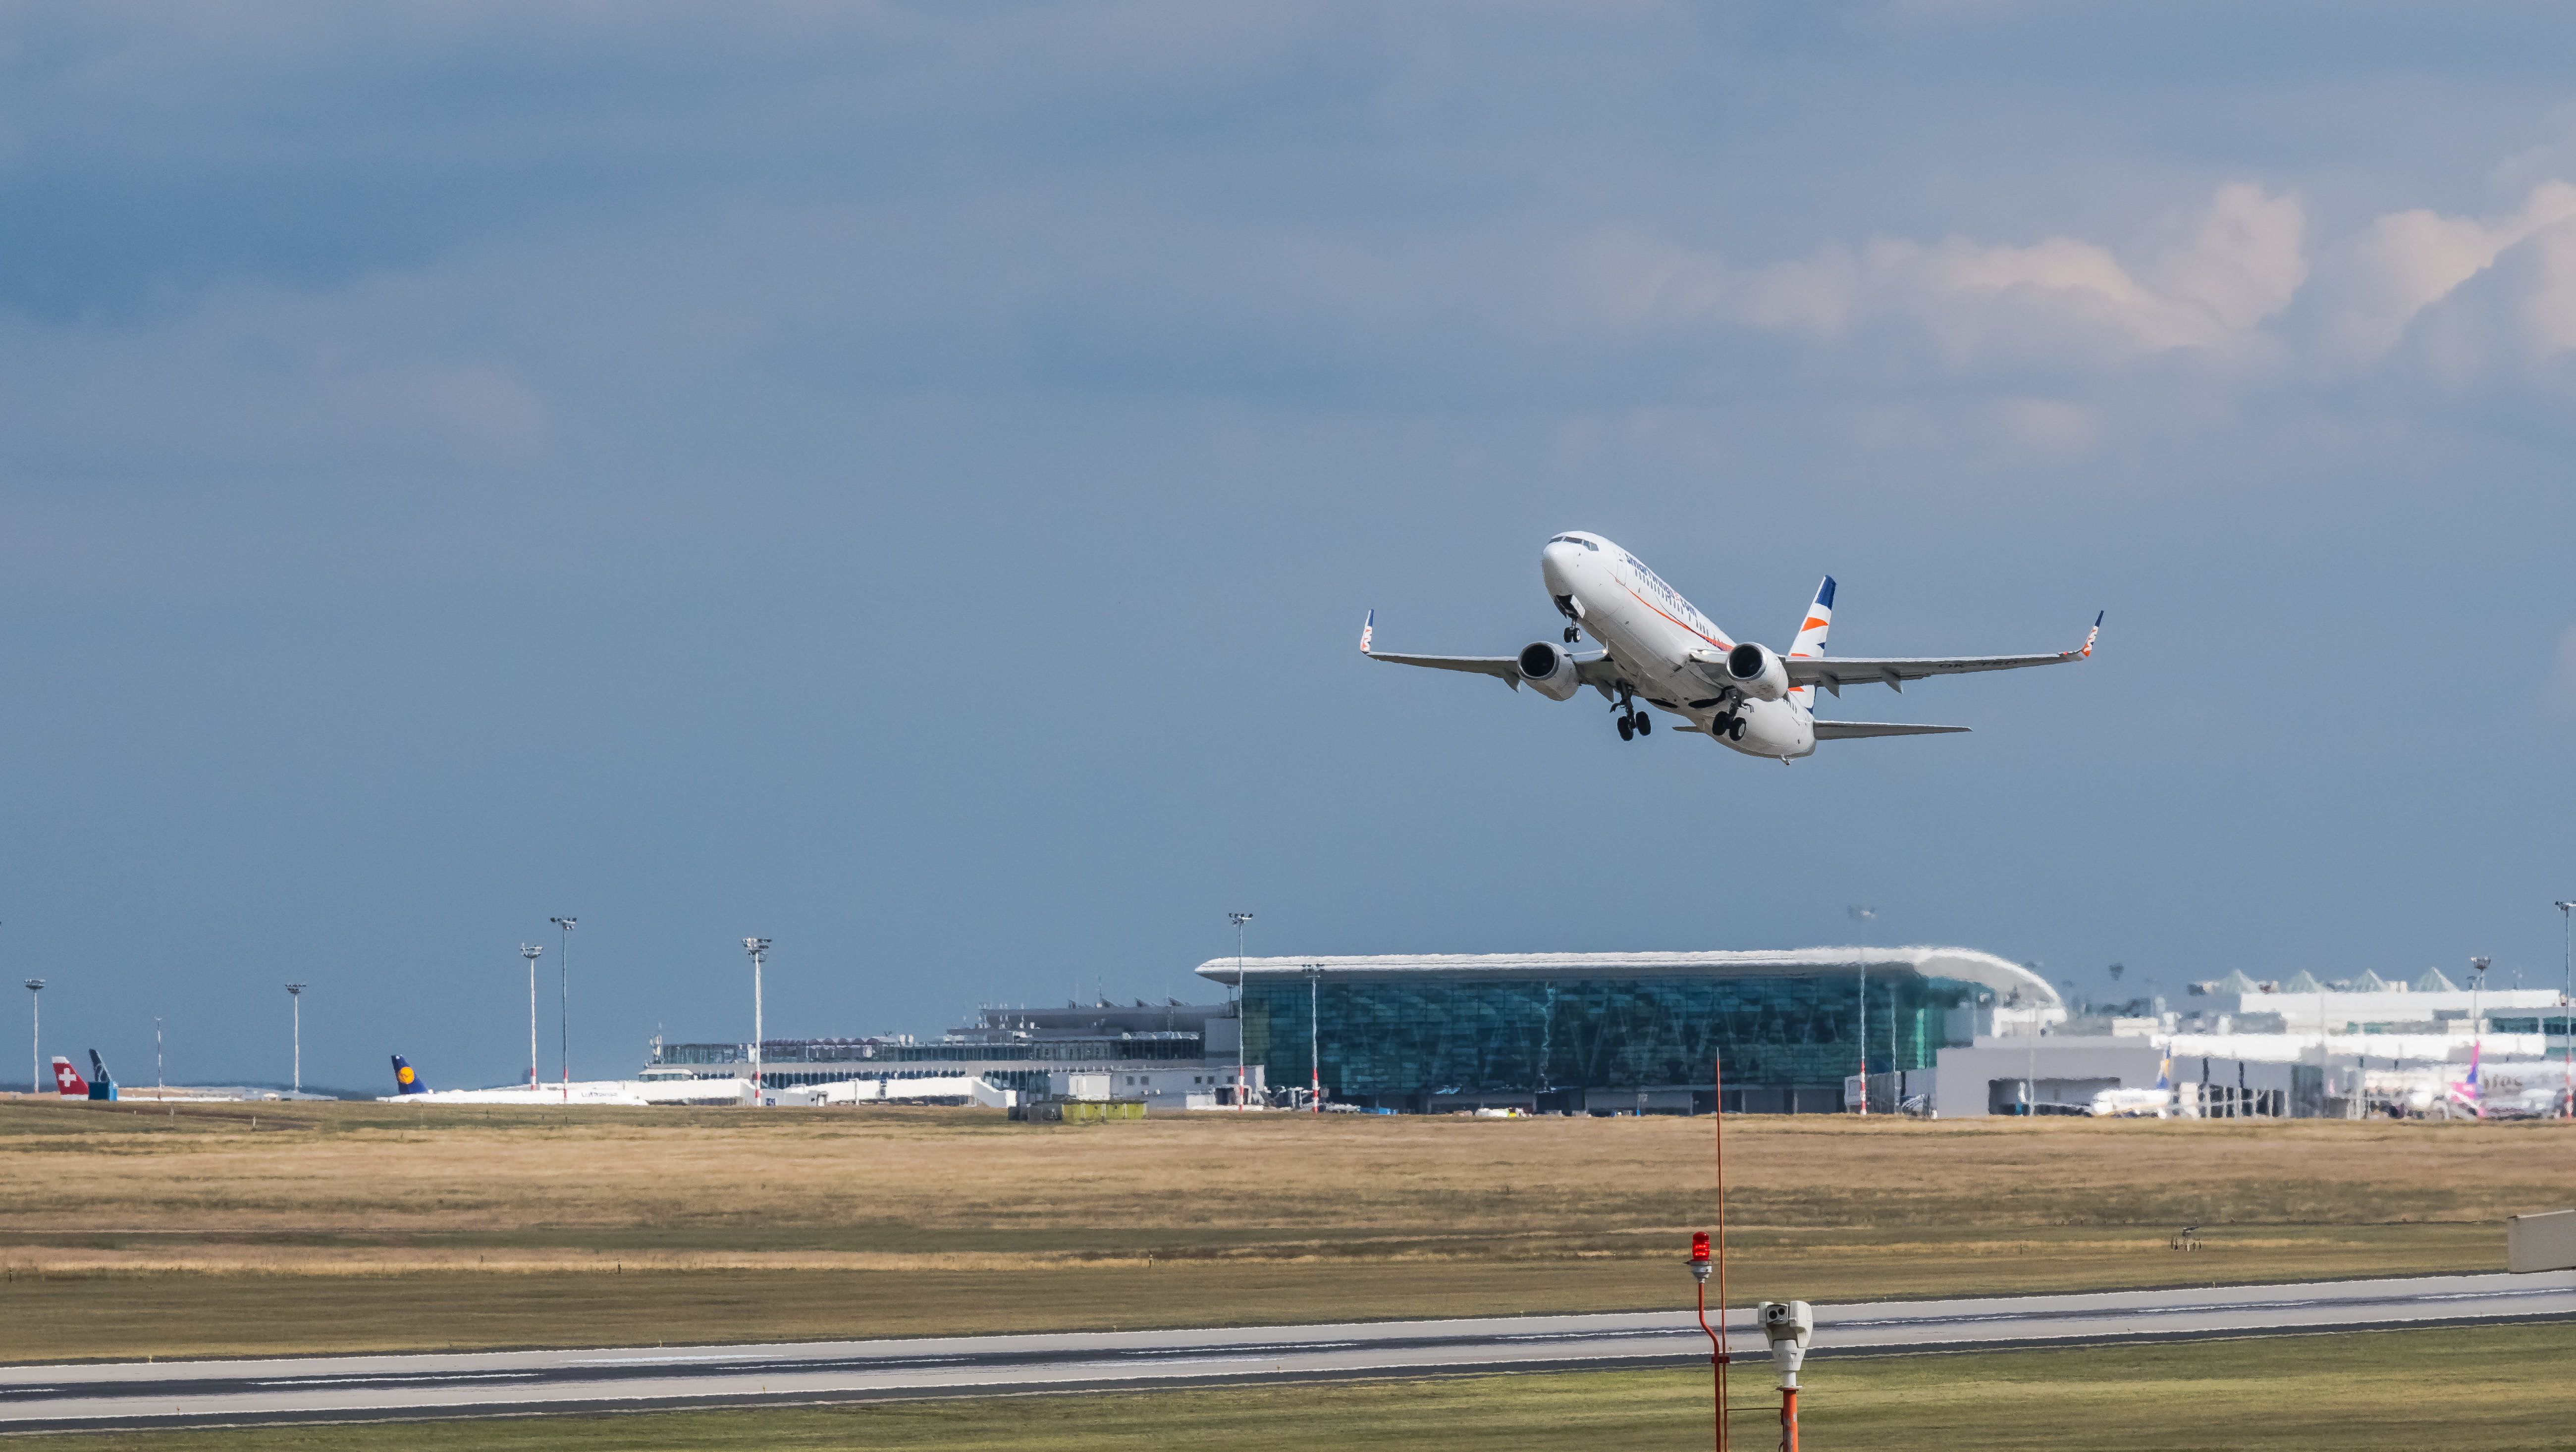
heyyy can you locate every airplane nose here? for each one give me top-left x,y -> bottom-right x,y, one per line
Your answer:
1540,540 -> 1578,591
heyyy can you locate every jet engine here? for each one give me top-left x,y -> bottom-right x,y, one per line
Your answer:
1725,642 -> 1790,701
1516,641 -> 1584,701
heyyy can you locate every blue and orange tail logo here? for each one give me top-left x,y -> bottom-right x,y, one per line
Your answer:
1786,576 -> 1835,707
391,1055 -> 428,1095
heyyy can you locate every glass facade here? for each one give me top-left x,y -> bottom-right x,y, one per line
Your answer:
653,1036 -> 1204,1067
1243,973 -> 1972,1099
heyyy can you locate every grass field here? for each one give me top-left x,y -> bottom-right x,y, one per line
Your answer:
0,1097 -> 2564,1363
13,1321 -> 2576,1451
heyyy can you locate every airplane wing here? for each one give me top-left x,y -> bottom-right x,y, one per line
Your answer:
1790,612 -> 2101,695
1812,721 -> 1971,739
1360,612 -> 1620,691
1362,648 -> 1622,690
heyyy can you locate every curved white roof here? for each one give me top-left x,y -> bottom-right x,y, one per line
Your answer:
1194,947 -> 2058,1006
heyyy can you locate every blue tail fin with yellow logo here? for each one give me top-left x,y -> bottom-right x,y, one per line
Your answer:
391,1055 -> 428,1095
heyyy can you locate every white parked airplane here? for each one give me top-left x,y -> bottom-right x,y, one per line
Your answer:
1362,531 -> 2098,760
2089,1059 -> 2178,1118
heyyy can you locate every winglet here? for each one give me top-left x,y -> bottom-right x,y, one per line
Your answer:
2075,610 -> 2103,660
1359,610 -> 1375,655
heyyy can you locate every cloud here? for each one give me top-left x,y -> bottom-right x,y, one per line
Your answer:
1579,176 -> 2576,405
2303,181 -> 2576,365
1588,182 -> 2307,369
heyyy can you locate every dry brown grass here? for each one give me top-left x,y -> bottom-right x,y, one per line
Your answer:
0,1099 -> 2561,1361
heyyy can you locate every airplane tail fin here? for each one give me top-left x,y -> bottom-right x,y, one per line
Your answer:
86,1050 -> 116,1101
1786,576 -> 1834,708
50,1054 -> 88,1098
391,1055 -> 428,1095
2153,1056 -> 2170,1092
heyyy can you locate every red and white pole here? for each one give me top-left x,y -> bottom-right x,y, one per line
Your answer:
1780,1386 -> 1799,1452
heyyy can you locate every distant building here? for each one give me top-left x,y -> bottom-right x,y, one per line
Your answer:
643,1001 -> 1264,1107
1194,948 -> 2055,1114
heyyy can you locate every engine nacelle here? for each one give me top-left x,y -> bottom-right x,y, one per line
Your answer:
1516,641 -> 1583,701
1726,642 -> 1790,701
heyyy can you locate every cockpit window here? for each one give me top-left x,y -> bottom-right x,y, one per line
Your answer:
1549,534 -> 1599,551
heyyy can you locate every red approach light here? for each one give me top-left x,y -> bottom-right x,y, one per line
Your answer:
1691,1231 -> 1711,1264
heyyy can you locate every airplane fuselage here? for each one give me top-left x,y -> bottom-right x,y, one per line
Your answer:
1540,533 -> 1817,759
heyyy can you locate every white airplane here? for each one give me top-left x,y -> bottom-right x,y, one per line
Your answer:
2089,1059 -> 2177,1118
1362,531 -> 2099,761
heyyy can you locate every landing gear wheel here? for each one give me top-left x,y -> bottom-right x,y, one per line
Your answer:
1727,717 -> 1747,742
1634,714 -> 1651,736
1563,626 -> 1579,643
1616,714 -> 1635,741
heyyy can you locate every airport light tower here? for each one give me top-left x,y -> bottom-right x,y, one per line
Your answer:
551,917 -> 577,1103
2470,956 -> 2490,1115
23,978 -> 42,1097
1227,911 -> 1252,1108
2558,901 -> 2575,1119
520,945 -> 543,1089
284,983 -> 307,1095
1847,908 -> 1874,1116
745,938 -> 770,1103
1306,962 -> 1322,1114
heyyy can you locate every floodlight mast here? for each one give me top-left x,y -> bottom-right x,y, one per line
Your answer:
283,984 -> 307,1094
24,976 -> 43,1097
551,917 -> 577,1103
1227,912 -> 1252,1109
745,938 -> 770,1104
520,945 -> 543,1089
2470,956 -> 2490,1119
1308,962 -> 1322,1114
1847,907 -> 1874,1119
2557,902 -> 2575,1120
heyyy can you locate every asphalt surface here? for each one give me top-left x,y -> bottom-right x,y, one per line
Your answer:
3,1271 -> 2570,1432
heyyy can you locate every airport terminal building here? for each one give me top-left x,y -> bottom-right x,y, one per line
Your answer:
1196,948 -> 2056,1114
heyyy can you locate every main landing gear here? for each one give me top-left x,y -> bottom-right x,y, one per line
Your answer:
1710,712 -> 1747,742
1614,692 -> 1650,740
1563,625 -> 1579,643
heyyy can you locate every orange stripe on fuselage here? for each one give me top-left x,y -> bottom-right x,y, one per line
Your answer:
1621,584 -> 1731,650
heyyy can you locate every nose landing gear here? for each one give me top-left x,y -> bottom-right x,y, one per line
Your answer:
1563,626 -> 1579,643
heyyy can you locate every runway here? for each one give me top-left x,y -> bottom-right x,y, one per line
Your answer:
4,1271 -> 2570,1432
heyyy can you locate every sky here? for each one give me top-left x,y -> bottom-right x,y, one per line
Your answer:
7,1 -> 2576,1092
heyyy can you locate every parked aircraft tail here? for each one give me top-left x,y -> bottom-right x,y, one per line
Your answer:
85,1050 -> 117,1101
49,1054 -> 88,1098
1786,576 -> 1834,708
390,1055 -> 428,1095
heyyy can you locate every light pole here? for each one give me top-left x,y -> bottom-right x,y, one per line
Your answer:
745,938 -> 770,1104
520,945 -> 543,1089
24,979 -> 42,1096
2555,901 -> 2576,1117
2469,956 -> 2490,1120
1856,959 -> 1867,1118
1848,908 -> 1875,1119
1307,962 -> 1322,1114
2557,902 -> 2575,1119
551,917 -> 577,1102
1227,912 -> 1252,1108
283,983 -> 307,1095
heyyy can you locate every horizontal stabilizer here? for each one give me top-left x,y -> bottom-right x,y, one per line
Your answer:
1813,721 -> 1971,740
